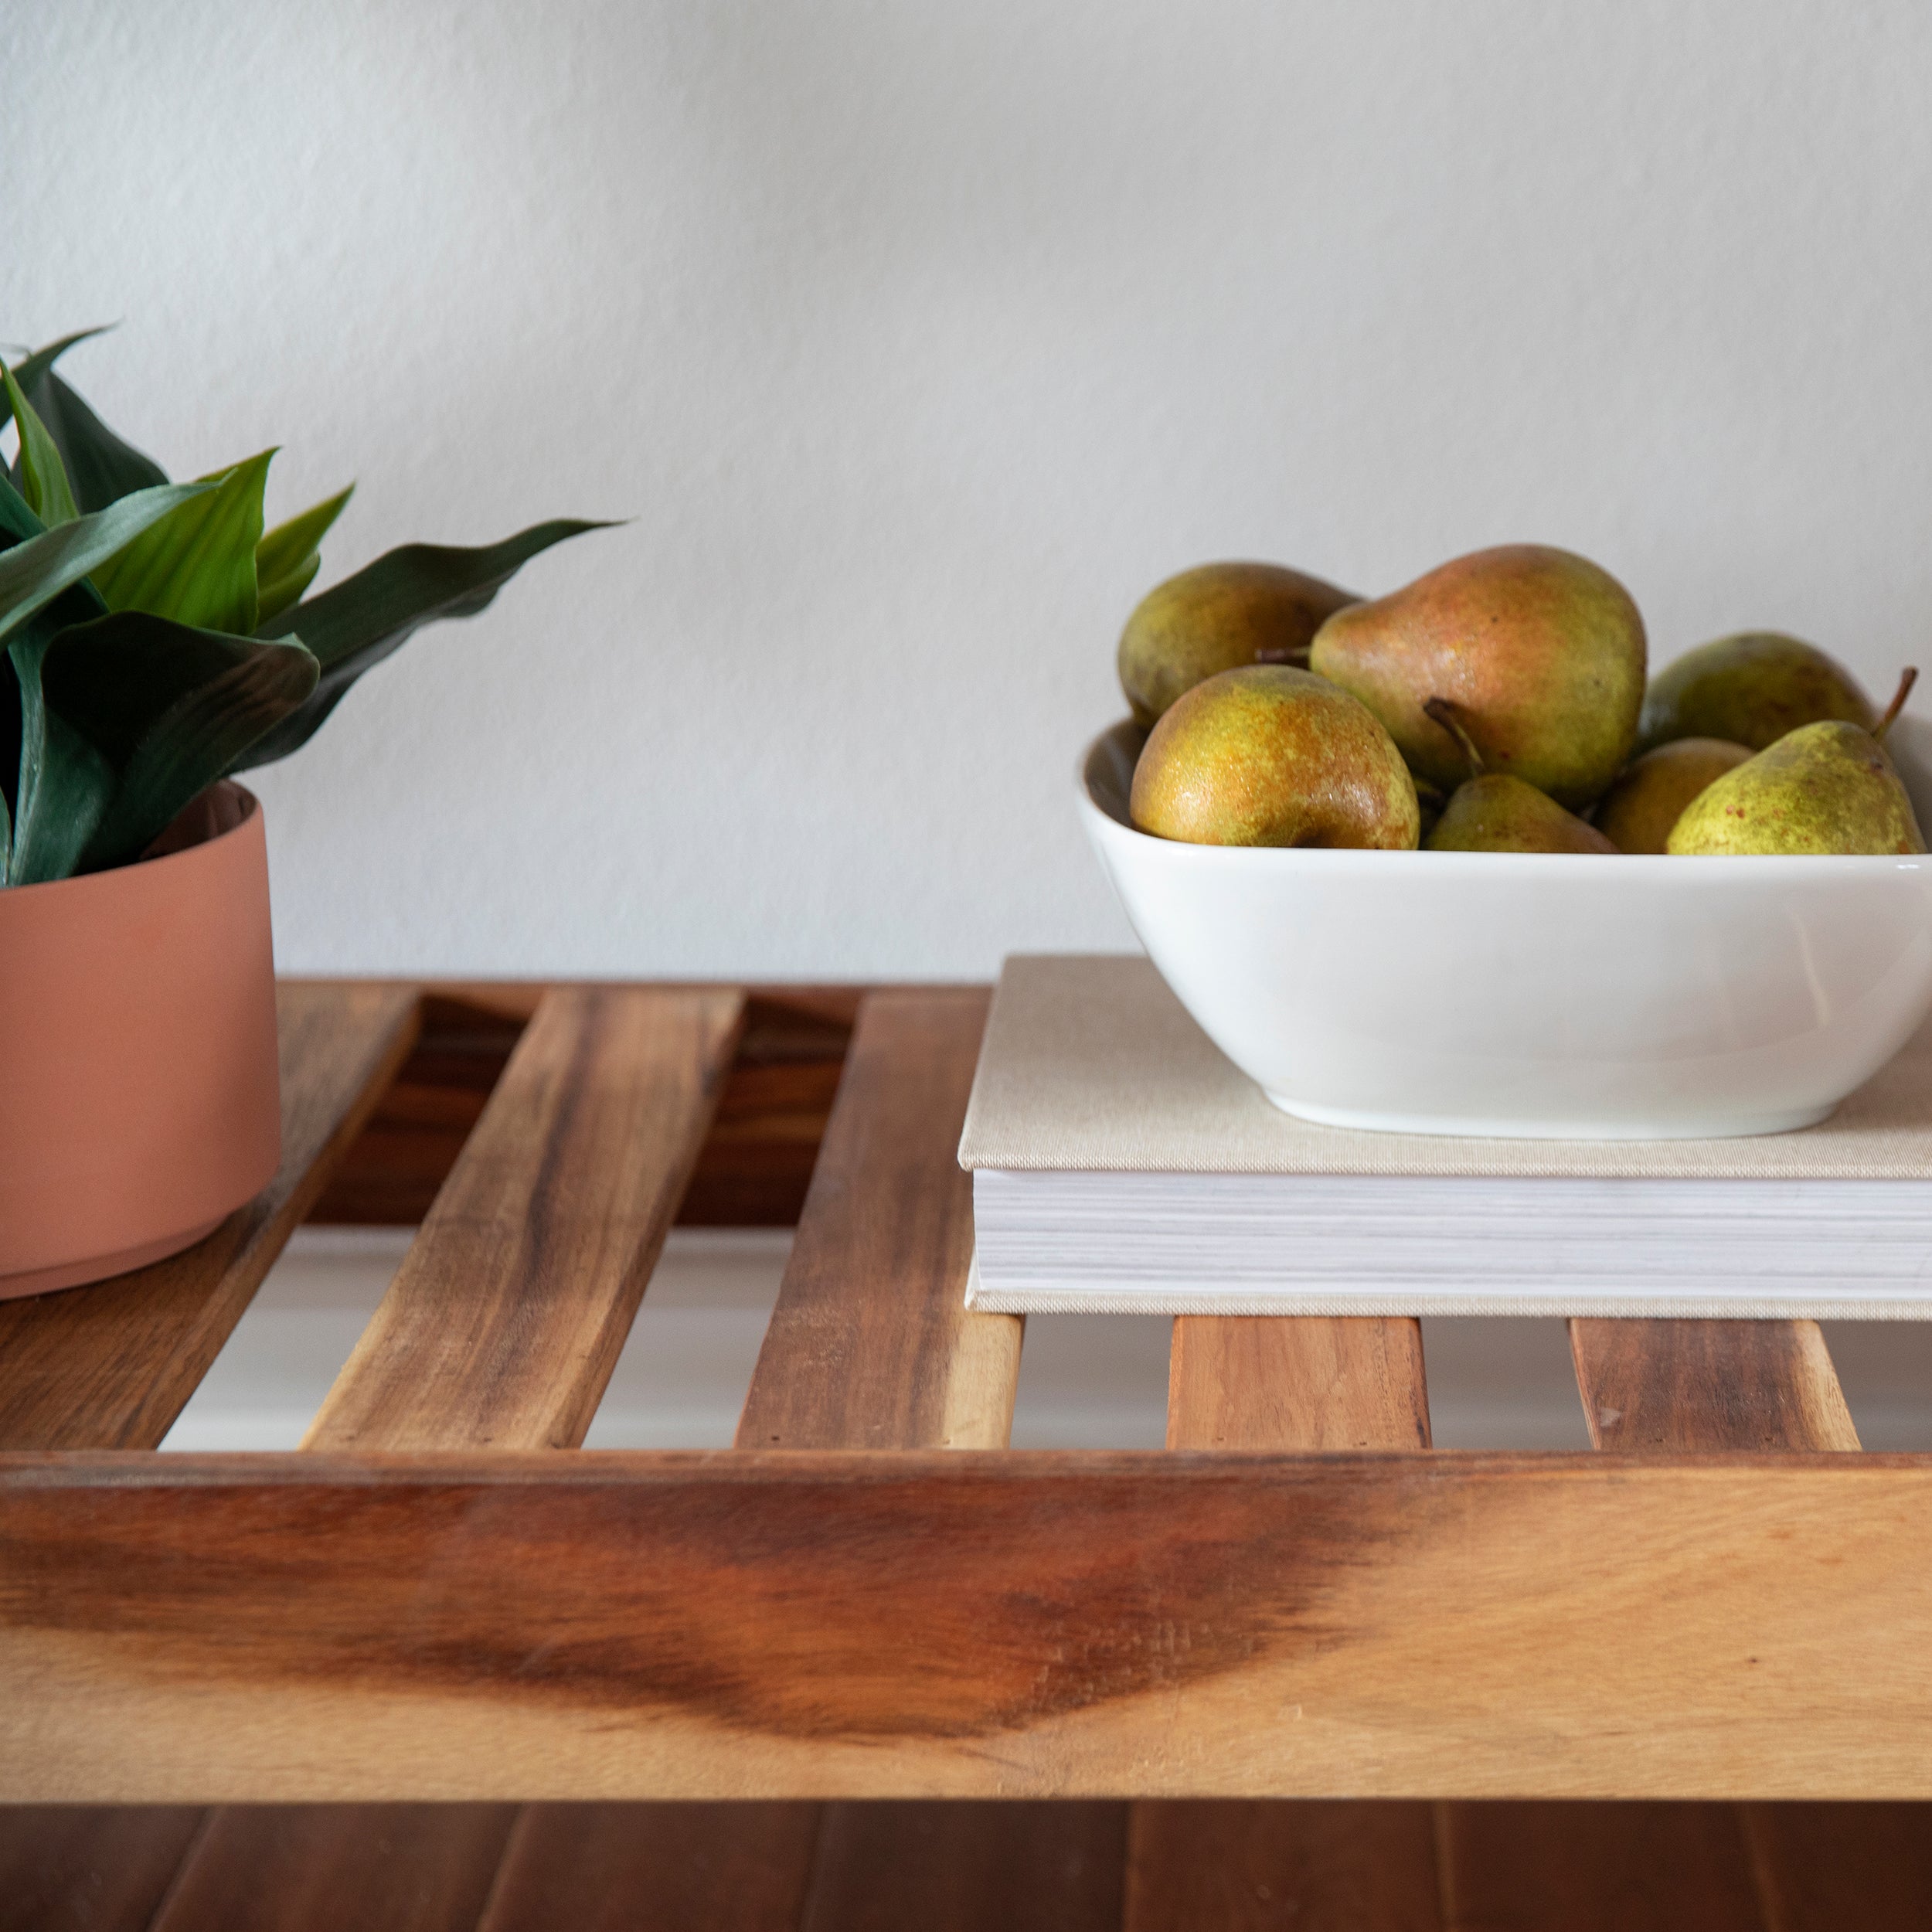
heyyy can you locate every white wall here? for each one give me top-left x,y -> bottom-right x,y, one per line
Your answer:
11,2 -> 1932,977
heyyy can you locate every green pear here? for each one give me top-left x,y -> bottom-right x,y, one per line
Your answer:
1419,699 -> 1614,852
1131,665 -> 1419,849
1668,672 -> 1924,856
1638,632 -> 1874,753
1118,562 -> 1359,727
1592,737 -> 1753,854
1308,544 -> 1645,809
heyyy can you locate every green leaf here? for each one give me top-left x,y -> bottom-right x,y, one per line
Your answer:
0,482 -> 209,649
36,611 -> 318,872
238,519 -> 612,769
257,482 -> 352,625
0,328 -> 111,432
89,450 -> 274,634
4,629 -> 115,886
2,329 -> 171,513
2,362 -> 79,527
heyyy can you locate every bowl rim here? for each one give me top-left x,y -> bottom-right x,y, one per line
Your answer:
1077,720 -> 1932,877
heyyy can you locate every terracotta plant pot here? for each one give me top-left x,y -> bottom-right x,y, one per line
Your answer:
0,783 -> 281,1300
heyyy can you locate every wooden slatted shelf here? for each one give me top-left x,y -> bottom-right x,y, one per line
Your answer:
1,978 -> 1928,1930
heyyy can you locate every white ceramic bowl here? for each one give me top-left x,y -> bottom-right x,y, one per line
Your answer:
1080,715 -> 1932,1138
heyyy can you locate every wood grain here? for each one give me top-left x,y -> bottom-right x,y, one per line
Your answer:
0,982 -> 420,1452
1568,1319 -> 1859,1451
1127,1801 -> 1440,1932
801,1802 -> 1125,1932
1143,1318 -> 1432,1927
736,989 -> 1022,1451
0,1806 -> 205,1932
148,1804 -> 518,1932
1740,1804 -> 1932,1928
304,987 -> 743,1451
1166,1317 -> 1430,1451
479,1803 -> 821,1932
1438,1803 -> 1766,1931
9,1451 -> 1932,1803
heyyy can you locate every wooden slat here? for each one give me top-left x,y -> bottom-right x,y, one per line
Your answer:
304,986 -> 743,1451
0,1806 -> 205,1932
1166,1316 -> 1430,1451
1438,1803 -> 1765,1931
479,1803 -> 821,1932
1134,1318 -> 1433,1927
1433,1312 -> 1866,1923
1740,1803 -> 1932,1929
736,988 -> 1021,1451
1128,1801 -> 1440,1932
10,1450 -> 1932,1803
0,983 -> 420,1451
147,1804 -> 518,1932
800,1801 -> 1125,1932
1569,1319 -> 1859,1451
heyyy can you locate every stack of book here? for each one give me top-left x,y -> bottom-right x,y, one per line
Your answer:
957,955 -> 1932,1318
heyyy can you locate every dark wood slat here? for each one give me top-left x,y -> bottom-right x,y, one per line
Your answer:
1138,1318 -> 1433,1927
801,1801 -> 1124,1932
11,1451 -> 1930,1803
1167,1316 -> 1430,1451
1740,1804 -> 1932,1928
1128,1801 -> 1439,1932
148,1804 -> 517,1932
0,1806 -> 205,1932
1439,1803 -> 1764,1931
304,986 -> 743,1451
735,988 -> 1021,1450
1569,1319 -> 1859,1451
0,982 -> 420,1451
479,1804 -> 821,1932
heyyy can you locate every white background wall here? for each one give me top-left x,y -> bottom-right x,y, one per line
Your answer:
12,2 -> 1932,978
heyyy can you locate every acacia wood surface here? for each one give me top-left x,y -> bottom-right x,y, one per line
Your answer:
0,981 -> 420,1452
1567,1318 -> 1859,1451
0,1806 -> 206,1932
477,1804 -> 821,1932
735,988 -> 1022,1451
304,986 -> 743,1451
9,1450 -> 1930,1803
146,1804 -> 519,1932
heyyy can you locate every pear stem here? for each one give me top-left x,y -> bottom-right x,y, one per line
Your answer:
1252,643 -> 1311,667
1423,696 -> 1485,779
1876,667 -> 1918,741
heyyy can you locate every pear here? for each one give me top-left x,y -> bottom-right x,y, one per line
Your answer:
1308,543 -> 1645,810
1593,737 -> 1753,854
1638,631 -> 1874,753
1131,665 -> 1420,849
1420,699 -> 1615,853
1118,562 -> 1359,727
1668,671 -> 1924,856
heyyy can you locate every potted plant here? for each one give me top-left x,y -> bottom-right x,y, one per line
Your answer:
0,329 -> 604,1296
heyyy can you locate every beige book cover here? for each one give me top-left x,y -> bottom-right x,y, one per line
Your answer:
958,954 -> 1932,1181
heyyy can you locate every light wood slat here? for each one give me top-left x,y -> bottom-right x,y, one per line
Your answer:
0,983 -> 420,1451
1136,1319 -> 1432,1927
304,986 -> 743,1451
800,1802 -> 1125,1932
735,988 -> 1022,1451
1434,1304 -> 1863,1922
478,1804 -> 821,1932
0,1806 -> 206,1932
1438,1803 -> 1766,1931
13,1450 -> 1932,1803
147,1804 -> 519,1932
1128,1801 -> 1440,1932
1740,1803 -> 1932,1929
1569,1319 -> 1859,1451
1166,1316 -> 1430,1451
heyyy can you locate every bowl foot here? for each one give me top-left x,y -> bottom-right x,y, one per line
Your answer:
1,1217 -> 227,1301
1261,1093 -> 1838,1141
